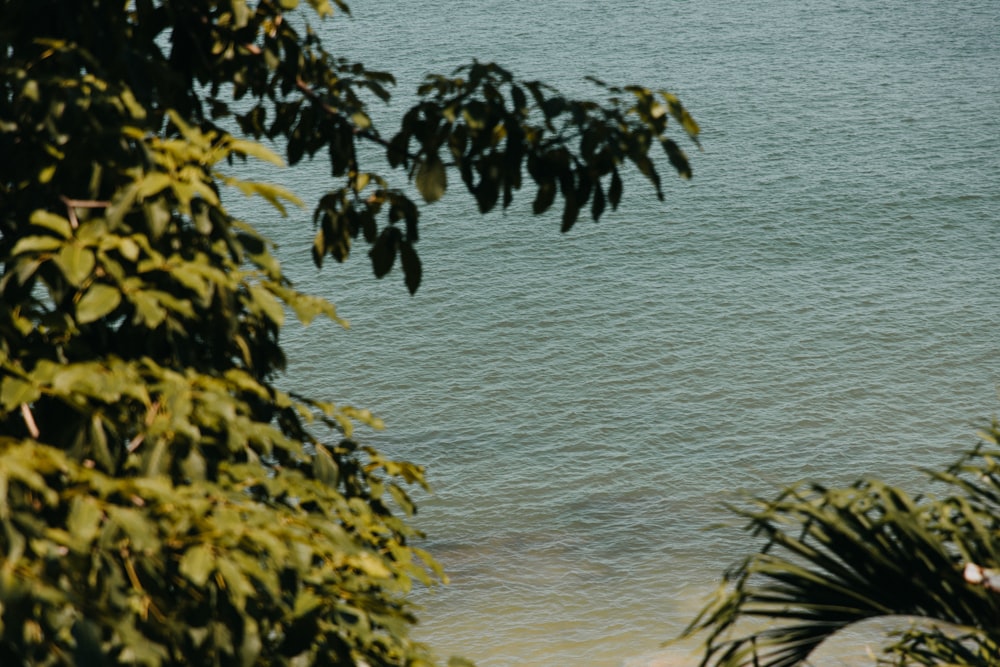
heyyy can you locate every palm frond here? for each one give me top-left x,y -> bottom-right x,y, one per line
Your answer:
678,427 -> 1000,667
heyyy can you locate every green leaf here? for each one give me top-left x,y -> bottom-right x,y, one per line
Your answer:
30,210 -> 73,238
179,544 -> 216,588
0,376 -> 40,411
217,555 -> 254,612
265,282 -> 346,327
72,620 -> 106,666
400,241 -> 422,295
38,163 -> 57,184
248,283 -> 285,326
293,589 -> 324,618
77,284 -> 122,324
105,506 -> 160,552
228,138 -> 285,166
55,243 -> 96,286
313,444 -> 340,489
369,226 -> 400,278
533,181 -> 556,215
591,180 -> 606,221
224,178 -> 304,216
416,155 -> 447,203
21,78 -> 39,102
11,235 -> 64,255
662,138 -> 692,179
66,496 -> 104,547
561,198 -> 580,233
136,172 -> 173,200
355,552 -> 391,579
128,289 -> 168,328
608,169 -> 623,210
663,91 -> 701,143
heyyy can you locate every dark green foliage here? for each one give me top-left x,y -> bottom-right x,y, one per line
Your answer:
679,424 -> 1000,667
0,1 -> 697,665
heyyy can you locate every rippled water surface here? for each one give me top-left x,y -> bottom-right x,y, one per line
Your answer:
236,1 -> 1000,664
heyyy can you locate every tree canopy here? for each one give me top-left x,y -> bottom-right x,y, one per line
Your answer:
0,1 -> 699,665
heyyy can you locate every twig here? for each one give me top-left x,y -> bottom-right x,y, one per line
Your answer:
20,403 -> 40,439
127,400 -> 160,453
60,196 -> 110,230
294,77 -> 420,162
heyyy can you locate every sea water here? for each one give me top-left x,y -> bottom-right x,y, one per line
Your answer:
233,1 -> 1000,664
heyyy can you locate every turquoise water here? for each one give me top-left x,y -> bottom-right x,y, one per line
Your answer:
236,1 -> 1000,664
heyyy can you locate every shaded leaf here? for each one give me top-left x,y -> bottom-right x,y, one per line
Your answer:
663,138 -> 692,179
533,181 -> 557,215
369,226 -> 401,278
608,169 -> 623,210
591,180 -> 606,221
400,240 -> 422,295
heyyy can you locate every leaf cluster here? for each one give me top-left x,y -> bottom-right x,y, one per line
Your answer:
0,4 -> 439,665
679,422 -> 1000,667
0,1 -> 698,665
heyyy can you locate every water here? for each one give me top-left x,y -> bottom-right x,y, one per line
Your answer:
233,1 -> 1000,664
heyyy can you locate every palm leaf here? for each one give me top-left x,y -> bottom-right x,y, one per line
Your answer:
679,428 -> 1000,667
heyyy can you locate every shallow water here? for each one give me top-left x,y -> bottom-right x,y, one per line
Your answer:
233,1 -> 1000,664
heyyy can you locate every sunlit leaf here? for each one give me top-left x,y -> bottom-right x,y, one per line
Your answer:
55,243 -> 95,286
228,138 -> 285,166
76,284 -> 122,323
30,210 -> 73,238
11,235 -> 64,255
0,376 -> 40,411
179,544 -> 216,588
416,155 -> 447,203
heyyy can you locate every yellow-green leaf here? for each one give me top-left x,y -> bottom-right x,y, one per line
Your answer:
313,444 -> 340,489
0,376 -> 40,411
416,155 -> 447,203
66,496 -> 104,546
217,556 -> 254,612
223,178 -> 303,216
105,506 -> 160,552
137,172 -> 173,200
179,543 -> 216,588
30,210 -> 73,238
355,552 -> 392,579
38,164 -> 56,183
55,244 -> 95,286
248,284 -> 285,326
11,235 -> 63,255
228,138 -> 285,166
306,0 -> 334,17
77,284 -> 122,324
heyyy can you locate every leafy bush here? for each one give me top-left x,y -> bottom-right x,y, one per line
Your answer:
0,1 -> 698,664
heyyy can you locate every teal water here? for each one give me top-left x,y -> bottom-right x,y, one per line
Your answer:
236,1 -> 1000,664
